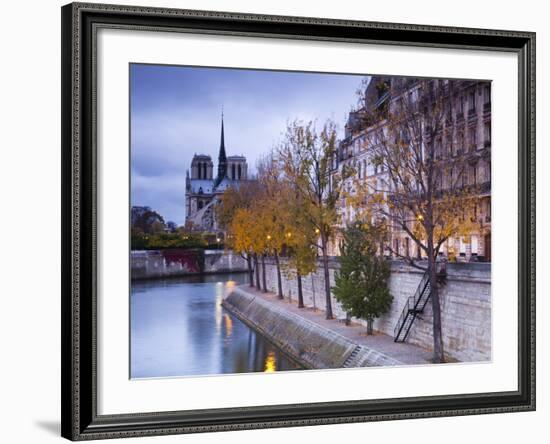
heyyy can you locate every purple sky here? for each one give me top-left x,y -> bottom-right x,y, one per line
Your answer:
130,64 -> 367,225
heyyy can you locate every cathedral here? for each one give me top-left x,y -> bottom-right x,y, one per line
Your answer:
185,114 -> 249,231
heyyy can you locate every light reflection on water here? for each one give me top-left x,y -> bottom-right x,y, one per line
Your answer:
130,273 -> 300,379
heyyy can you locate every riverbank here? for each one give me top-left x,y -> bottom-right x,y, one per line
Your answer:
131,249 -> 248,280
222,285 -> 433,369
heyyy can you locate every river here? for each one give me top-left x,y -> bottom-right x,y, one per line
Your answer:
130,273 -> 301,378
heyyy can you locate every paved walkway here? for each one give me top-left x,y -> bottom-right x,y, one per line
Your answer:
236,284 -> 434,366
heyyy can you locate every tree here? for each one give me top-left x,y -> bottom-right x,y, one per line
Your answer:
131,207 -> 165,234
332,221 -> 393,335
217,182 -> 262,287
278,120 -> 349,319
354,77 -> 481,362
256,152 -> 292,299
229,208 -> 256,287
166,221 -> 178,232
281,190 -> 318,308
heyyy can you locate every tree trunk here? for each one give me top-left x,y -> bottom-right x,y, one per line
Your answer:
320,234 -> 333,320
428,236 -> 444,363
367,318 -> 374,335
297,272 -> 304,308
247,254 -> 254,287
345,311 -> 351,326
254,254 -> 261,290
261,254 -> 267,293
274,251 -> 283,299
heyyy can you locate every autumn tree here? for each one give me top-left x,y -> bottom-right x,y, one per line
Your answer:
256,152 -> 292,299
278,120 -> 348,319
283,219 -> 318,308
229,208 -> 256,287
217,181 -> 262,287
355,77 -> 482,362
332,221 -> 392,335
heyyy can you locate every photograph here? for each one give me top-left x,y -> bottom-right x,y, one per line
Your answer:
129,64 -> 492,379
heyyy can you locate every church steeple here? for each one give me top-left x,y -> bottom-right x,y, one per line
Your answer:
215,109 -> 227,186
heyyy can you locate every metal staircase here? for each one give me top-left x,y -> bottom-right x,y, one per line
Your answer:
393,264 -> 445,343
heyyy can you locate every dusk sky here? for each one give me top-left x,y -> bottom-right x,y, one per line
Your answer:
130,64 -> 367,225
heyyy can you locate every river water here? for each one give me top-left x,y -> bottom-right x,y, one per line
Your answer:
130,273 -> 301,378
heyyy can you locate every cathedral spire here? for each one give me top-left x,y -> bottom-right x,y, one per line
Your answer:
216,109 -> 227,186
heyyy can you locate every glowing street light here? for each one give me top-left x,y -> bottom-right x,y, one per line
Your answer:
314,228 -> 320,235
266,234 -> 272,241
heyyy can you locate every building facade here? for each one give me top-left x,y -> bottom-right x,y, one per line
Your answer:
330,76 -> 492,262
185,115 -> 250,231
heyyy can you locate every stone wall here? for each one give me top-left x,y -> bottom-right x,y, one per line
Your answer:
131,249 -> 248,279
223,287 -> 403,369
262,258 -> 491,363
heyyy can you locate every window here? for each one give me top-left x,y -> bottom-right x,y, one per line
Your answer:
456,131 -> 464,155
484,122 -> 491,146
469,127 -> 477,150
468,90 -> 476,112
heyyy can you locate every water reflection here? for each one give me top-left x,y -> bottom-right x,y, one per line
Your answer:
130,273 -> 301,378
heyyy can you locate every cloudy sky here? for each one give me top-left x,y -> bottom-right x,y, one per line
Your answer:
130,64 -> 366,225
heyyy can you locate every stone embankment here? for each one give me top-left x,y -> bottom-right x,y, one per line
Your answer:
222,286 -> 432,369
131,249 -> 248,279
261,259 -> 491,363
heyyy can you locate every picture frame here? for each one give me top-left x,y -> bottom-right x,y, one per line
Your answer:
61,2 -> 536,440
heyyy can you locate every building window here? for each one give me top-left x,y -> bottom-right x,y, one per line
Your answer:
238,164 -> 242,180
456,131 -> 464,155
484,122 -> 491,146
469,127 -> 477,151
198,200 -> 204,210
468,90 -> 476,112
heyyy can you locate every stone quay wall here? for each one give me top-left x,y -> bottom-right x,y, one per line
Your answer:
131,249 -> 248,279
261,258 -> 491,363
223,287 -> 403,369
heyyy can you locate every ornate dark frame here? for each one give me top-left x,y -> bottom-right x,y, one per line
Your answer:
61,2 -> 536,440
